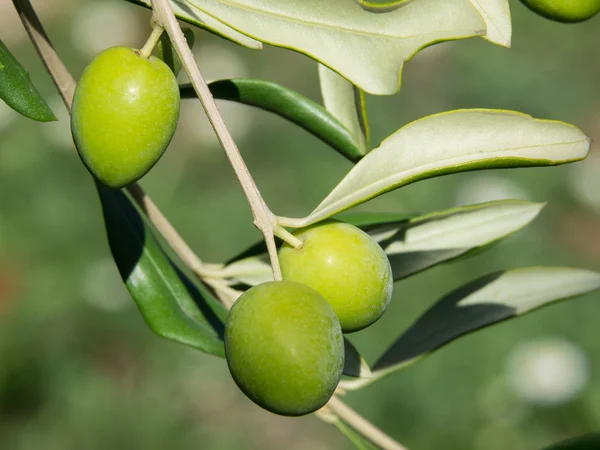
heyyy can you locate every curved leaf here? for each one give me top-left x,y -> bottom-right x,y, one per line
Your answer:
158,28 -> 195,77
469,0 -> 511,47
0,39 -> 56,122
371,200 -> 544,280
97,182 -> 225,357
333,419 -> 382,450
340,267 -> 600,390
182,79 -> 363,161
294,110 -> 589,227
343,338 -> 372,379
226,200 -> 543,286
319,64 -> 370,153
540,434 -> 600,450
186,0 -> 485,95
125,0 -> 262,49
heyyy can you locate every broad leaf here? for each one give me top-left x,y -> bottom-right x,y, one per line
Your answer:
340,267 -> 600,389
540,434 -> 600,450
126,0 -> 262,49
97,182 -> 225,357
158,28 -> 195,77
468,0 -> 511,47
0,39 -> 56,122
319,64 -> 369,153
182,79 -> 363,161
292,110 -> 589,227
225,200 -> 544,286
187,0 -> 486,95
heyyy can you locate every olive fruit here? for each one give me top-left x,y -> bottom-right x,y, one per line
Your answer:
71,46 -> 180,188
279,221 -> 393,333
519,0 -> 600,22
224,281 -> 344,416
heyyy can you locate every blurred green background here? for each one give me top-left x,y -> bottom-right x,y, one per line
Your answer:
1,1 -> 600,449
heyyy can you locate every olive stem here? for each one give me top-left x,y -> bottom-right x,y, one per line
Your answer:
150,0 -> 284,281
274,225 -> 304,250
11,0 -> 235,295
139,23 -> 165,59
326,396 -> 409,450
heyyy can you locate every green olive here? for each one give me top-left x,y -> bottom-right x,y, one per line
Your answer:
520,0 -> 600,22
279,221 -> 393,333
71,46 -> 180,188
225,281 -> 344,416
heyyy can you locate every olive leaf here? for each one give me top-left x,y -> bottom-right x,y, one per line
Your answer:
0,39 -> 56,122
158,28 -> 195,77
97,182 -> 225,357
340,267 -> 600,390
224,200 -> 545,286
334,419 -> 382,450
182,79 -> 363,161
318,64 -> 370,153
125,0 -> 262,49
292,110 -> 589,227
468,0 -> 511,47
539,433 -> 600,450
185,0 -> 485,95
343,338 -> 372,379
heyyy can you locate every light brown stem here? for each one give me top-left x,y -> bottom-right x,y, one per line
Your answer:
150,0 -> 283,281
326,396 -> 409,450
12,0 -> 226,288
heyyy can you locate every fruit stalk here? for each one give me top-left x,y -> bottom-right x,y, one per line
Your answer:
150,0 -> 284,281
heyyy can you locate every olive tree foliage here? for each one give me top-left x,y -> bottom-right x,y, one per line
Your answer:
2,0 -> 600,448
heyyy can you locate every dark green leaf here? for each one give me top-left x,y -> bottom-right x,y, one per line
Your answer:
0,39 -> 56,122
372,267 -> 600,379
182,79 -> 363,161
97,182 -> 225,357
343,338 -> 371,379
540,434 -> 600,450
158,28 -> 195,77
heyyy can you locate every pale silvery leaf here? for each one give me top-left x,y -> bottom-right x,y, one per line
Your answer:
371,199 -> 544,279
469,0 -> 511,47
340,267 -> 600,390
225,199 -> 542,286
186,0 -> 485,94
319,64 -> 369,153
291,110 -> 589,227
126,0 -> 262,49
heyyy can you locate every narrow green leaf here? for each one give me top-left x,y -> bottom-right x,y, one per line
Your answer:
343,338 -> 372,379
540,434 -> 600,450
368,267 -> 600,384
225,200 -> 543,286
125,0 -> 262,49
97,182 -> 225,357
319,64 -> 370,153
0,39 -> 56,122
468,0 -> 512,47
181,79 -> 363,161
334,419 -> 382,450
298,110 -> 589,226
186,0 -> 485,95
158,28 -> 195,77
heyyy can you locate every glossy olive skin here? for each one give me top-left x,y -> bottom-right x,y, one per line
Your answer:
71,46 -> 180,188
225,281 -> 344,416
520,0 -> 600,22
279,221 -> 393,333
